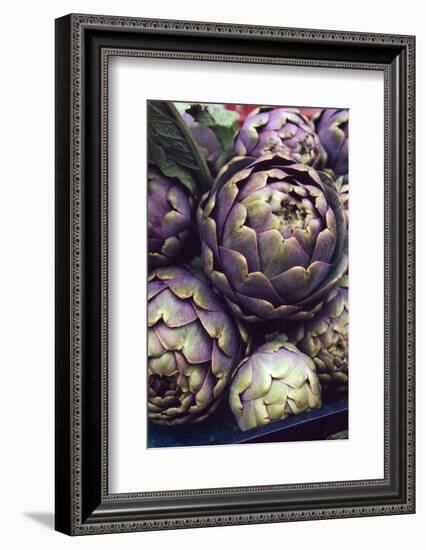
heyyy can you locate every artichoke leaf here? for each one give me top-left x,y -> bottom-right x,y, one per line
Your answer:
148,100 -> 213,197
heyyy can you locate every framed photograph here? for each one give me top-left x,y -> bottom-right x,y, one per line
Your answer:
55,14 -> 415,535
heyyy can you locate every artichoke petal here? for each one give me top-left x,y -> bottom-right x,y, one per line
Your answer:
310,228 -> 336,263
148,288 -> 197,328
258,232 -> 310,277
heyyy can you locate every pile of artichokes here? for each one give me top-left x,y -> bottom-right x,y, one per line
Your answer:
147,102 -> 349,433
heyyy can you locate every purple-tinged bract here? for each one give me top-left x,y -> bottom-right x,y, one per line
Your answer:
148,266 -> 245,425
235,107 -> 326,167
148,167 -> 195,268
197,153 -> 348,322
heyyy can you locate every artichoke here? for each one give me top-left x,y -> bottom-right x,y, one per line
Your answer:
148,266 -> 245,425
287,276 -> 349,393
197,153 -> 348,322
181,111 -> 220,166
235,107 -> 325,167
315,109 -> 349,183
178,103 -> 239,176
229,337 -> 321,431
148,167 -> 195,268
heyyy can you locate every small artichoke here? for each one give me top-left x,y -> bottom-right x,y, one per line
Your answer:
287,276 -> 348,393
148,167 -> 195,268
235,107 -> 325,167
229,337 -> 321,431
148,266 -> 244,425
181,111 -> 220,166
315,109 -> 349,183
197,153 -> 348,322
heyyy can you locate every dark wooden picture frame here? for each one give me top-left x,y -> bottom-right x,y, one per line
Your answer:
55,13 -> 415,535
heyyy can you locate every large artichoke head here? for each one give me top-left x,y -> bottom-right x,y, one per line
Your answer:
148,266 -> 244,425
229,337 -> 321,431
235,107 -> 325,167
148,166 -> 195,268
197,153 -> 348,322
315,109 -> 349,182
287,276 -> 349,393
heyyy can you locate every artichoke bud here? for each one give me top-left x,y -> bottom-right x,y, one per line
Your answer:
287,278 -> 349,393
148,166 -> 196,268
148,266 -> 244,425
229,338 -> 321,431
235,107 -> 326,168
197,152 -> 348,322
315,108 -> 349,184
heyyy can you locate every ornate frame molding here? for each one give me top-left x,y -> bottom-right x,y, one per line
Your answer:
55,14 -> 415,535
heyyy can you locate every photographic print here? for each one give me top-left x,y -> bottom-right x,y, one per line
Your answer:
147,101 -> 349,448
55,16 -> 415,533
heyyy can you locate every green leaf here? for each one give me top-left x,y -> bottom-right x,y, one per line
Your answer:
213,124 -> 237,149
211,124 -> 239,172
148,101 -> 213,197
187,104 -> 240,174
205,104 -> 239,127
192,104 -> 239,129
148,140 -> 198,197
192,109 -> 216,126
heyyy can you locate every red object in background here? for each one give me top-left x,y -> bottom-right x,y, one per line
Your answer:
299,107 -> 322,119
225,104 -> 257,123
225,104 -> 322,124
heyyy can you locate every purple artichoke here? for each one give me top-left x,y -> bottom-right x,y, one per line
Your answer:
182,112 -> 220,165
229,337 -> 321,431
197,153 -> 348,322
287,276 -> 348,393
315,109 -> 349,182
148,266 -> 245,425
235,107 -> 325,167
148,167 -> 195,268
